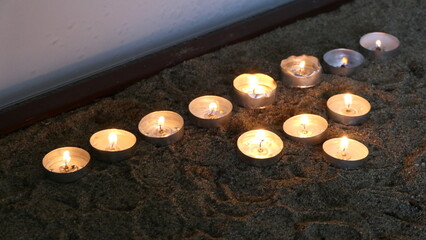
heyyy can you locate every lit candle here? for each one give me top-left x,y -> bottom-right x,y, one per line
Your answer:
341,57 -> 348,67
188,95 -> 233,128
359,32 -> 400,60
237,129 -> 284,167
138,110 -> 184,145
327,93 -> 371,125
233,73 -> 277,109
108,132 -> 118,150
208,102 -> 218,117
323,48 -> 365,76
323,136 -> 369,169
90,129 -> 137,162
280,55 -> 322,88
42,147 -> 90,182
375,40 -> 382,51
283,114 -> 328,144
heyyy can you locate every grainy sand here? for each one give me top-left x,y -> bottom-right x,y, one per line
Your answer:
1,0 -> 425,239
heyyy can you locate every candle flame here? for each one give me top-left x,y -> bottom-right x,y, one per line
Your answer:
299,61 -> 306,69
256,130 -> 266,149
344,93 -> 352,109
340,136 -> 349,153
341,57 -> 348,66
376,39 -> 382,48
248,75 -> 259,93
158,116 -> 165,128
256,130 -> 266,140
209,102 -> 218,112
63,150 -> 71,165
108,132 -> 118,149
301,114 -> 309,128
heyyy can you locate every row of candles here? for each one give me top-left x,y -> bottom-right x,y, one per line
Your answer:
42,32 -> 399,182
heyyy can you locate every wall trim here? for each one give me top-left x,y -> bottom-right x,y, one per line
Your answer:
0,0 -> 351,135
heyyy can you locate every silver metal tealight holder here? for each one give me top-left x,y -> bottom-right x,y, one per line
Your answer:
323,48 -> 365,76
359,32 -> 400,61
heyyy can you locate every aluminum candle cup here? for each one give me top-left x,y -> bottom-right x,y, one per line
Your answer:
327,93 -> 371,125
233,73 -> 277,109
283,114 -> 328,145
280,55 -> 322,88
237,129 -> 284,167
323,48 -> 365,76
359,32 -> 400,61
90,129 -> 137,162
188,95 -> 233,128
323,137 -> 369,169
139,110 -> 184,146
42,147 -> 90,183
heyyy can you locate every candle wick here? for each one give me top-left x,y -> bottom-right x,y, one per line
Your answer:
301,123 -> 308,135
376,46 -> 382,51
158,124 -> 164,134
346,103 -> 351,112
208,109 -> 216,117
259,139 -> 264,150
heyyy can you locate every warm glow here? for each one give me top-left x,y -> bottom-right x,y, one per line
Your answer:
209,102 -> 218,112
376,39 -> 382,48
248,75 -> 259,92
108,132 -> 118,148
344,94 -> 352,109
256,130 -> 266,148
256,130 -> 266,139
63,150 -> 71,165
299,60 -> 306,69
158,116 -> 165,127
341,57 -> 348,66
300,114 -> 309,128
340,136 -> 349,152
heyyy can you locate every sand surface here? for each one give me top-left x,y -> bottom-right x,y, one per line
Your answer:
1,0 -> 425,239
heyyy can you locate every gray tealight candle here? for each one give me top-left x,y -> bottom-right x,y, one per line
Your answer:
188,95 -> 233,128
323,136 -> 369,169
233,73 -> 277,109
323,48 -> 365,76
326,93 -> 371,125
90,129 -> 137,162
280,55 -> 322,88
359,32 -> 400,61
283,114 -> 328,145
42,147 -> 91,183
237,129 -> 284,167
138,110 -> 184,146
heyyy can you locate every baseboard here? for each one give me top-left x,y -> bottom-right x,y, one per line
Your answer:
0,0 -> 351,135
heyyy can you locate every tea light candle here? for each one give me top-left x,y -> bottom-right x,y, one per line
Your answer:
283,114 -> 328,144
188,95 -> 233,128
90,129 -> 137,162
327,93 -> 371,125
138,110 -> 184,146
280,55 -> 322,88
237,129 -> 284,167
323,48 -> 365,76
233,73 -> 277,109
323,136 -> 369,169
42,147 -> 90,183
359,32 -> 400,61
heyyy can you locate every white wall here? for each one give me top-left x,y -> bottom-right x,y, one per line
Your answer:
0,0 -> 290,109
